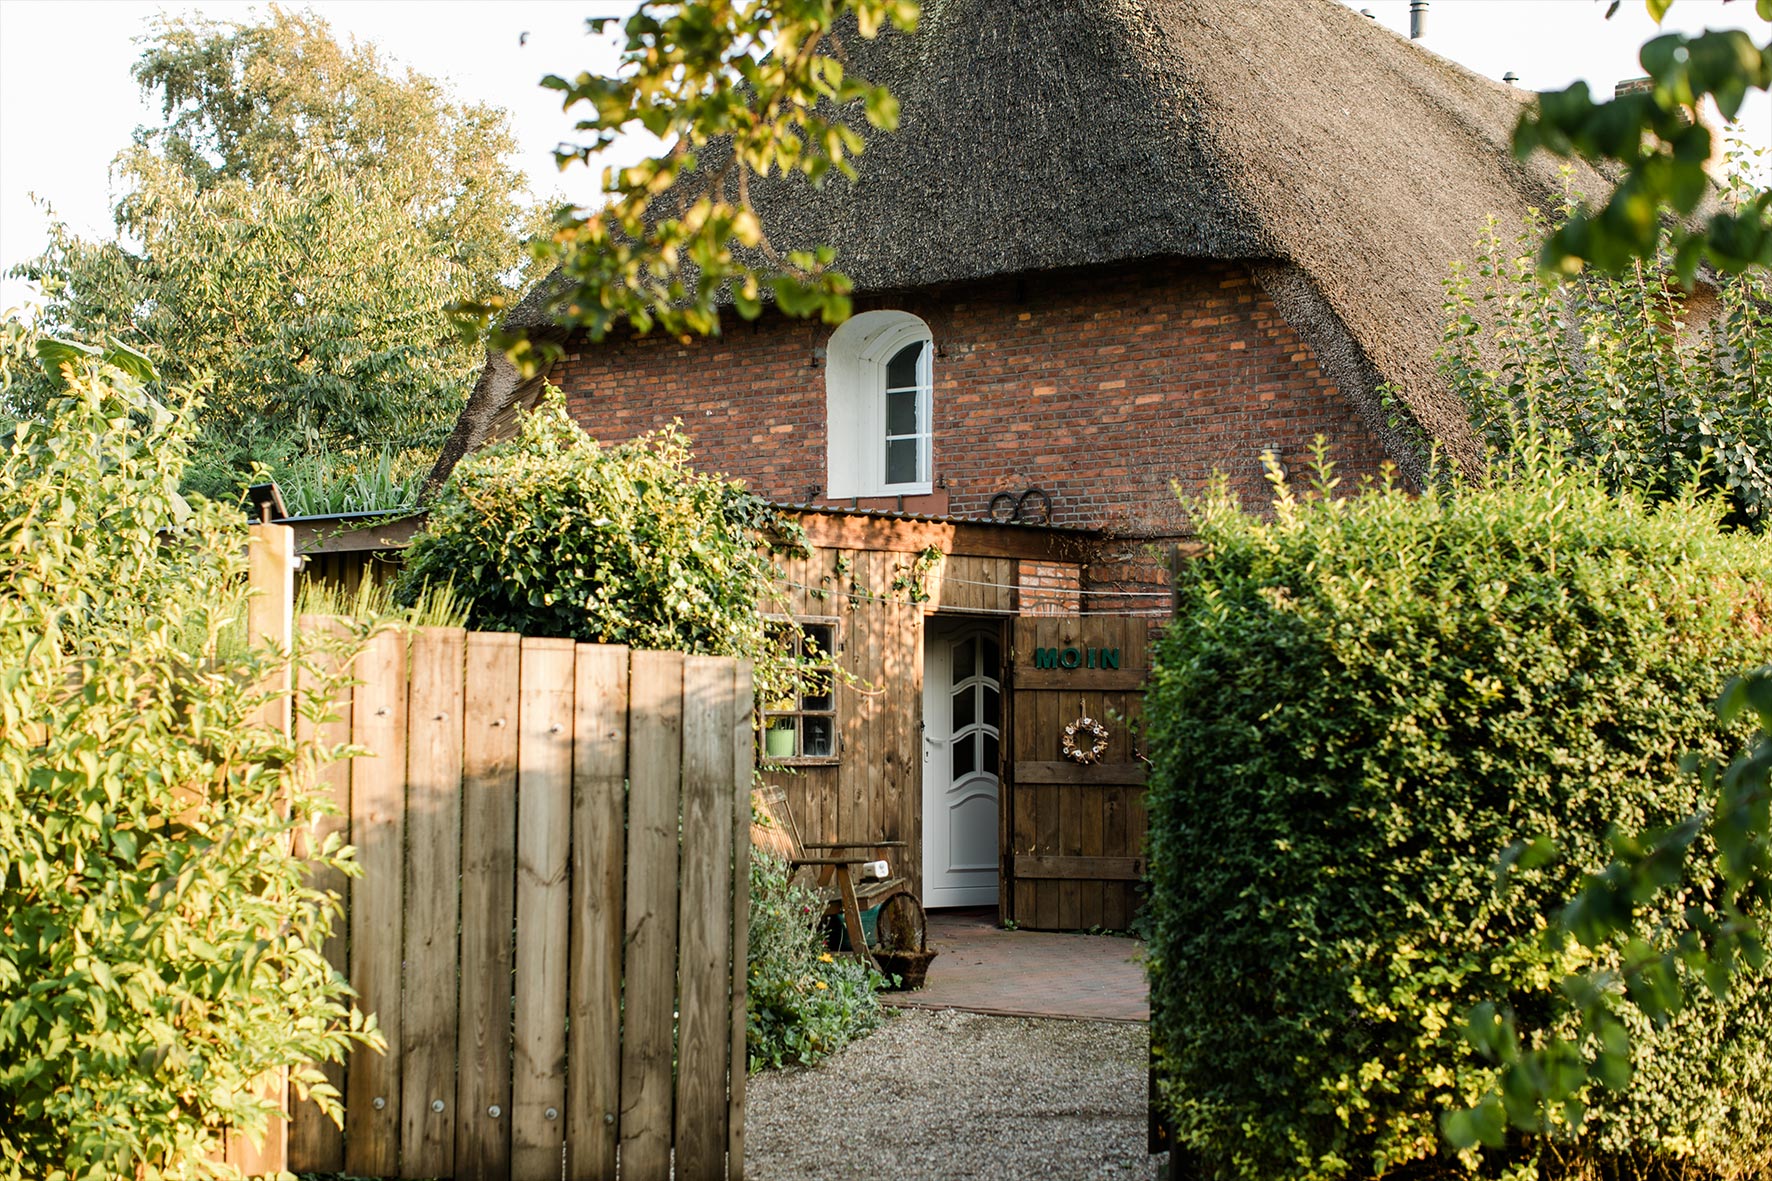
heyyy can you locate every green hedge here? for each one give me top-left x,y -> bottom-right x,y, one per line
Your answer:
1145,461 -> 1772,1180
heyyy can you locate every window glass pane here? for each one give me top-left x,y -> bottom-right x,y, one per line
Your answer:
952,684 -> 975,731
803,624 -> 834,661
803,715 -> 835,758
983,733 -> 999,774
982,637 -> 1000,674
885,438 -> 919,485
886,388 -> 919,436
983,686 -> 1000,728
952,733 -> 975,778
953,638 -> 975,681
886,341 -> 923,390
801,671 -> 833,712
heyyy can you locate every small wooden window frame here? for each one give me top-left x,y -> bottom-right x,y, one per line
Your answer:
761,615 -> 841,767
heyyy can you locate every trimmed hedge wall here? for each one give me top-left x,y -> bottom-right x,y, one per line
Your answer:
1146,465 -> 1772,1180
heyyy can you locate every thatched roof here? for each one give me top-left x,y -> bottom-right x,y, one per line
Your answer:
434,0 -> 1596,494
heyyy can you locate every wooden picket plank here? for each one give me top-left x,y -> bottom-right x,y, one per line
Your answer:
307,628 -> 749,1176
729,660 -> 754,1181
401,627 -> 466,1176
675,656 -> 738,1180
345,627 -> 408,1178
621,651 -> 686,1179
288,615 -> 353,1173
511,638 -> 576,1179
456,632 -> 521,1181
565,644 -> 630,1181
226,526 -> 298,1175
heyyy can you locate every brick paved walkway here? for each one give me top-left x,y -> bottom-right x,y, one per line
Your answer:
882,906 -> 1149,1022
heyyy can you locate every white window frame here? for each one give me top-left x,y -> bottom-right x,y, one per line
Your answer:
825,310 -> 934,498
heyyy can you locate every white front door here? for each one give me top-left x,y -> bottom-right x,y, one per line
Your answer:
922,627 -> 1002,908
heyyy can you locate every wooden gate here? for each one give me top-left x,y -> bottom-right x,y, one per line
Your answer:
288,623 -> 754,1180
1004,616 -> 1150,930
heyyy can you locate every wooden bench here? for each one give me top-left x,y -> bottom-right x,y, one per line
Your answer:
751,785 -> 925,971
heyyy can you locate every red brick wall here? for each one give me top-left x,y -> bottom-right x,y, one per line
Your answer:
551,258 -> 1390,536
1016,560 -> 1082,616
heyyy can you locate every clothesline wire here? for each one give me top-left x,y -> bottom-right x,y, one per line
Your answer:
776,579 -> 1171,617
780,571 -> 1174,599
926,573 -> 1174,598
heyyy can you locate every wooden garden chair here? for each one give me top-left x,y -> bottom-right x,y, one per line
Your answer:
750,785 -> 922,971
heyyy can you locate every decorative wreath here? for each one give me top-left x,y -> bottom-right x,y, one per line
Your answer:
1061,714 -> 1110,765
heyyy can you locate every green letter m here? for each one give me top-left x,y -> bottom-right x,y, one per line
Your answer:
1034,647 -> 1059,669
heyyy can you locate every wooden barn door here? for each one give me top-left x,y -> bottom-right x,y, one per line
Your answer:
1005,616 -> 1150,931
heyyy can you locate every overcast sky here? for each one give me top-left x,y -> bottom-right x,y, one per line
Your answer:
2,0 -> 1768,311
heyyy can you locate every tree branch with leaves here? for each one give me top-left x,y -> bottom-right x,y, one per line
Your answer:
467,0 -> 918,368
1513,0 -> 1771,279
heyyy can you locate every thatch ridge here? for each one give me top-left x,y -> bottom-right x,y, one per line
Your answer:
443,0 -> 1600,493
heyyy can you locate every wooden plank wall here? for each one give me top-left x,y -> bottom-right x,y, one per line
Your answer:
296,552 -> 401,600
766,544 -> 1074,904
1007,615 -> 1150,931
289,620 -> 752,1181
926,553 -> 1017,616
769,545 -> 926,892
289,616 -> 354,1171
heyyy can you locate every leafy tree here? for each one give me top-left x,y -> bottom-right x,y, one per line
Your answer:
1439,183 -> 1771,531
128,5 -> 532,297
473,0 -> 919,371
1514,0 -> 1771,277
0,345 -> 377,1177
9,6 -> 544,502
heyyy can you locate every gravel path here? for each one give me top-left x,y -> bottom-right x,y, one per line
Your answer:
745,1008 -> 1165,1180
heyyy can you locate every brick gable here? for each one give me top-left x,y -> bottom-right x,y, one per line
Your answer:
553,258 -> 1391,537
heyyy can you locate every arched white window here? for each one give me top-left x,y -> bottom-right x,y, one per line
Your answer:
825,310 -> 933,498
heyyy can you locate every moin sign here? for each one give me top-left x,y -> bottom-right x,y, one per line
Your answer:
1032,646 -> 1120,671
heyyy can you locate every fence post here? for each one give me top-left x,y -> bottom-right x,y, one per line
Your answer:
248,522 -> 297,734
230,522 -> 298,1174
729,660 -> 755,1181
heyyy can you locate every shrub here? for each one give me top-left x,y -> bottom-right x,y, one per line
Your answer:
1145,449 -> 1772,1181
746,851 -> 887,1072
396,390 -> 798,689
1437,179 -> 1772,532
0,351 -> 374,1177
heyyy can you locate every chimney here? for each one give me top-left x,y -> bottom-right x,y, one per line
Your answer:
1410,1 -> 1428,40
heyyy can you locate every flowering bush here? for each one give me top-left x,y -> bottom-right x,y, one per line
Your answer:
745,852 -> 886,1071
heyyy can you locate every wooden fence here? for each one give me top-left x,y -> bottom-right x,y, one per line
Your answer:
287,618 -> 755,1180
